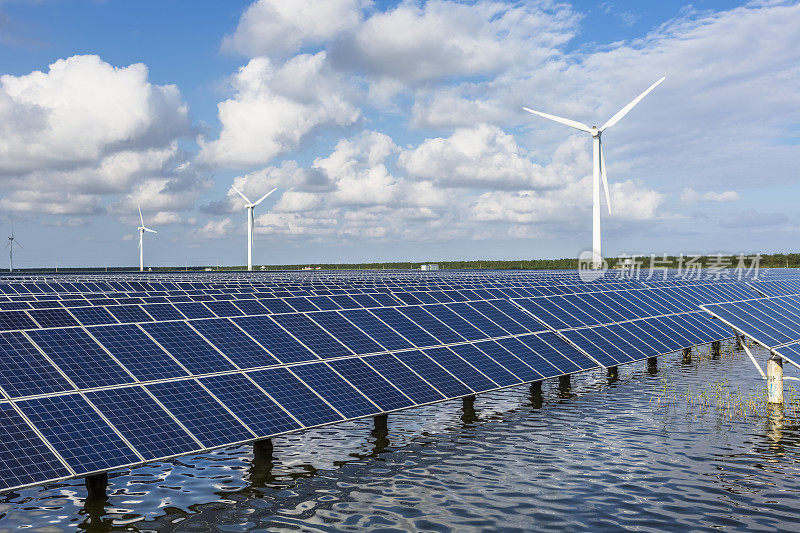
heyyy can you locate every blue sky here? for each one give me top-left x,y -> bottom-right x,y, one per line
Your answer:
0,0 -> 798,268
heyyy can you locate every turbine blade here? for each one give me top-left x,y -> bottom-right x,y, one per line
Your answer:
522,107 -> 593,133
599,140 -> 612,215
253,187 -> 278,206
231,184 -> 251,204
138,204 -> 145,227
600,76 -> 665,131
144,228 -> 157,234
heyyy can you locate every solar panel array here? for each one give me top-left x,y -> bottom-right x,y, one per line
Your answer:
702,293 -> 800,369
0,269 -> 771,494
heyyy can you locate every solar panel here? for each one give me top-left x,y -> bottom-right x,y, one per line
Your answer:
0,311 -> 37,331
448,343 -> 521,387
85,387 -> 200,460
327,357 -> 413,411
363,353 -> 445,404
306,311 -> 384,355
234,316 -> 318,364
393,350 -> 472,398
339,308 -> 414,351
17,394 -> 140,475
70,306 -> 119,326
290,363 -> 380,419
0,332 -> 74,398
141,321 -> 236,374
88,324 -> 188,381
0,402 -> 71,489
199,373 -> 301,437
270,314 -> 352,359
472,340 -> 542,382
421,347 -> 497,392
190,319 -> 279,369
146,379 -> 253,447
395,306 -> 465,344
28,308 -> 79,328
248,368 -> 342,427
27,328 -> 135,389
107,305 -> 153,324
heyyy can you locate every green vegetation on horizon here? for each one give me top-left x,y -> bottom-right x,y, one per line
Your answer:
3,253 -> 800,273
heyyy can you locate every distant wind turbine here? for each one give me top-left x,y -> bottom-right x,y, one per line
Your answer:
7,220 -> 22,272
137,205 -> 157,272
232,184 -> 277,271
523,76 -> 665,269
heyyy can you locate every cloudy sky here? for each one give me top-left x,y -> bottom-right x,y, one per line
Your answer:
0,0 -> 798,268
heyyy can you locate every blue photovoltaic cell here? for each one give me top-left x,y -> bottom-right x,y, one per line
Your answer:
147,379 -> 253,447
396,306 -> 464,344
258,299 -> 295,314
423,305 -> 487,341
494,337 -> 561,378
175,302 -> 215,319
466,301 -> 527,335
0,402 -> 71,490
291,363 -> 379,419
248,367 -> 342,427
368,307 -> 440,348
348,294 -> 382,308
27,328 -> 135,389
70,306 -> 119,326
0,331 -> 74,397
0,311 -> 37,332
328,294 -> 363,309
364,353 -> 445,404
559,330 -> 619,367
88,324 -> 188,381
370,293 -> 400,307
28,308 -> 79,328
86,387 -> 199,461
107,305 -> 153,324
191,319 -> 279,369
338,309 -> 413,351
449,343 -> 521,387
328,357 -> 413,411
472,340 -> 541,382
485,299 -> 546,333
200,373 -> 301,437
284,297 -> 318,313
234,316 -> 318,364
18,394 -> 140,475
422,346 -> 497,393
521,333 -> 591,372
271,314 -> 352,359
307,296 -> 340,311
446,302 -> 509,337
143,303 -> 184,321
394,350 -> 472,398
141,321 -> 235,374
307,312 -> 383,355
205,300 -> 244,317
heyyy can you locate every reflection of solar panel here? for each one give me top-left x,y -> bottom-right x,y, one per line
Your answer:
0,271 -> 760,493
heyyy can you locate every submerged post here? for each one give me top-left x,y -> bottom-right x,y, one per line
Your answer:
682,347 -> 692,363
374,413 -> 388,432
767,356 -> 784,405
530,381 -> 543,395
461,394 -> 478,424
85,473 -> 108,501
253,438 -> 273,461
646,357 -> 657,374
607,366 -> 618,380
558,374 -> 570,389
462,394 -> 475,409
711,340 -> 721,359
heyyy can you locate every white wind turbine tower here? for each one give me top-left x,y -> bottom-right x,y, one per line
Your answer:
231,184 -> 277,271
137,205 -> 157,272
7,220 -> 22,272
523,76 -> 665,269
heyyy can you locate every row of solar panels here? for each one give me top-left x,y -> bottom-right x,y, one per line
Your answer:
0,298 -> 549,399
0,300 -> 595,491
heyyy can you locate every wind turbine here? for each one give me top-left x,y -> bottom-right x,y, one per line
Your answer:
523,76 -> 665,269
231,184 -> 277,271
7,220 -> 22,272
137,205 -> 157,272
